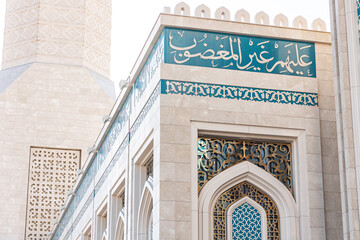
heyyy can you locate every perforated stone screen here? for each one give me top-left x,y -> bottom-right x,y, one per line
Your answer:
25,147 -> 80,240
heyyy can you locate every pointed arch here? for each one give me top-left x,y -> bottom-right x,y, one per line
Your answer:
137,177 -> 153,240
255,11 -> 270,25
235,9 -> 250,23
215,7 -> 230,20
293,16 -> 308,29
198,161 -> 298,240
195,4 -> 210,18
274,13 -> 289,27
101,229 -> 108,240
311,18 -> 326,31
174,2 -> 190,16
114,209 -> 125,240
214,181 -> 277,239
227,196 -> 267,240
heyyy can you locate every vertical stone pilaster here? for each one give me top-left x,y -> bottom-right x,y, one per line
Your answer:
330,0 -> 360,239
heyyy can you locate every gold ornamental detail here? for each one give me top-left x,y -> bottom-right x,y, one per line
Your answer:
198,137 -> 292,194
213,181 -> 280,239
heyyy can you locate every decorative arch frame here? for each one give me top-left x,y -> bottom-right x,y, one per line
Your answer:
226,196 -> 267,240
101,230 -> 108,240
137,177 -> 154,240
114,209 -> 125,240
191,122 -> 312,240
198,161 -> 298,239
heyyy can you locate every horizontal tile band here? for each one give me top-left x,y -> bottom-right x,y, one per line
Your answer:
160,79 -> 318,107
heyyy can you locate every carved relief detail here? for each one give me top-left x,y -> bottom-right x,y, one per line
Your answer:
25,147 -> 80,240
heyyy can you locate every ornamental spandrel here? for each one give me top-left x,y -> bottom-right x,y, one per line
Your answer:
198,137 -> 292,194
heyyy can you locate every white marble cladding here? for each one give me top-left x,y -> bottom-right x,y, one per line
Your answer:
50,29 -> 163,240
50,13 -> 337,240
329,0 -> 360,239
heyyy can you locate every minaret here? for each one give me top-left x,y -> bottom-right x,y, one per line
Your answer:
2,0 -> 112,78
0,0 -> 115,239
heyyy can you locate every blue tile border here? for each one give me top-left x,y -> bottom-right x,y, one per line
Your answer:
160,80 -> 318,107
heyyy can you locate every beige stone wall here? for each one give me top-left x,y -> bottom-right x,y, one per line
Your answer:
0,63 -> 113,239
83,0 -> 112,76
46,13 -> 342,240
2,0 -> 112,78
154,14 -> 341,239
26,147 -> 80,239
2,0 -> 39,68
316,42 -> 343,239
330,0 -> 360,239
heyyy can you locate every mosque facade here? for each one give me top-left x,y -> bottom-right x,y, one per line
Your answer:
0,0 -> 360,240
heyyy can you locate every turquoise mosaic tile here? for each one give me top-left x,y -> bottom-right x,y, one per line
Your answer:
164,28 -> 316,78
232,203 -> 262,240
161,80 -> 318,107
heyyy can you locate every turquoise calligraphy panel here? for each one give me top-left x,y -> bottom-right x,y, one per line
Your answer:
164,28 -> 316,78
357,0 -> 360,43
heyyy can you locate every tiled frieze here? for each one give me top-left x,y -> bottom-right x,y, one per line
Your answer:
163,28 -> 317,78
161,80 -> 318,107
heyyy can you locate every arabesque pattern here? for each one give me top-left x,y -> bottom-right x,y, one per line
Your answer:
198,137 -> 292,194
162,80 -> 318,107
214,181 -> 279,239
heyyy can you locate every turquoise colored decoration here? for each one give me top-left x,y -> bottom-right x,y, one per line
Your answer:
164,28 -> 316,78
54,27 -> 318,239
161,80 -> 318,107
232,203 -> 262,240
357,0 -> 360,43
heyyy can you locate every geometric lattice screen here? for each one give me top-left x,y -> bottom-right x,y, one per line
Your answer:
213,181 -> 280,240
232,203 -> 262,240
25,147 -> 80,240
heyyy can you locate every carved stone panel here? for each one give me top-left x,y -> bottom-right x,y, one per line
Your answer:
25,147 -> 80,240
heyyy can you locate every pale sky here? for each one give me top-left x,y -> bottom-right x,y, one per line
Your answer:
0,0 -> 331,89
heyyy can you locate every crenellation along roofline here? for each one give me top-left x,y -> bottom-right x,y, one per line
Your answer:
50,12 -> 329,239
